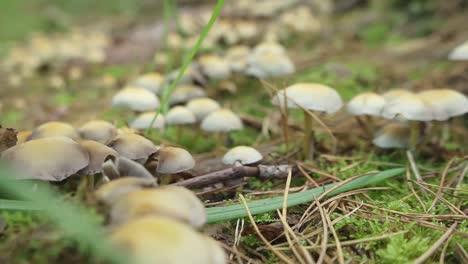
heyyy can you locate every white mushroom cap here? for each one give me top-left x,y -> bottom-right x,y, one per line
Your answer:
110,217 -> 226,264
110,186 -> 206,227
130,112 -> 166,130
112,86 -> 160,112
381,89 -> 413,102
108,133 -> 159,162
346,92 -> 386,116
95,177 -> 157,205
186,97 -> 221,121
198,54 -> 231,80
166,106 -> 196,125
246,51 -> 295,78
448,40 -> 468,61
252,41 -> 286,56
29,121 -> 80,141
201,109 -> 244,132
417,89 -> 468,121
225,45 -> 251,72
373,123 -> 409,149
381,93 -> 434,121
78,140 -> 119,176
223,146 -> 263,165
78,120 -> 117,144
132,73 -> 165,94
157,147 -> 195,174
272,83 -> 343,113
169,84 -> 206,105
1,137 -> 89,181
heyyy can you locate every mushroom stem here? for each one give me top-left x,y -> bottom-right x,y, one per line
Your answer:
302,111 -> 314,160
281,111 -> 289,153
87,175 -> 95,190
409,121 -> 420,150
176,126 -> 183,143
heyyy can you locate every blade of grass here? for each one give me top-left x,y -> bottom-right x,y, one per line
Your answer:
0,166 -> 128,264
206,168 -> 405,223
145,0 -> 225,136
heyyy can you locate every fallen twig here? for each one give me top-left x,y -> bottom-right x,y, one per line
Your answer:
413,223 -> 458,264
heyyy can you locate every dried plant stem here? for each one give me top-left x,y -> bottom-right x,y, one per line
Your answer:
303,111 -> 315,160
315,197 -> 328,264
428,158 -> 456,212
405,166 -> 427,211
324,211 -> 344,264
413,223 -> 458,264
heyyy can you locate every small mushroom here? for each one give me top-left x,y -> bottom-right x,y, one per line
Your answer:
246,50 -> 295,78
381,89 -> 413,103
417,89 -> 468,121
222,146 -> 263,166
225,45 -> 251,72
448,40 -> 468,61
109,186 -> 205,227
95,177 -> 157,205
186,97 -> 221,121
157,147 -> 195,174
272,83 -> 343,159
112,86 -> 160,112
133,72 -> 165,94
346,92 -> 386,138
197,54 -> 231,80
110,217 -> 226,264
78,120 -> 117,144
201,108 -> 243,147
78,140 -> 119,176
130,112 -> 166,131
166,106 -> 197,142
169,84 -> 206,105
1,137 -> 89,181
107,133 -> 159,163
29,121 -> 80,141
102,156 -> 154,180
373,123 -> 410,149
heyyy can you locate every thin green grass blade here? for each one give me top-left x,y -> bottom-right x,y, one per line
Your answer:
206,168 -> 405,223
145,0 -> 225,136
0,167 -> 128,264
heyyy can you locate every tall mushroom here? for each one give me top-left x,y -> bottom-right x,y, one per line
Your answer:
112,86 -> 160,112
107,133 -> 159,163
200,108 -> 243,147
156,147 -> 195,183
78,120 -> 117,144
346,92 -> 386,138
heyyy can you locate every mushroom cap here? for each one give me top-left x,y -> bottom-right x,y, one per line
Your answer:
198,54 -> 231,80
166,106 -> 196,125
1,137 -> 89,181
78,140 -> 119,176
225,45 -> 251,72
448,40 -> 468,61
130,112 -> 166,130
253,41 -> 286,56
157,147 -> 195,174
223,146 -> 263,165
272,83 -> 343,113
29,121 -> 80,141
132,72 -> 165,94
16,130 -> 32,144
108,133 -> 159,162
201,109 -> 244,132
373,123 -> 409,149
346,92 -> 386,116
110,186 -> 206,227
78,120 -> 117,144
112,86 -> 160,112
417,89 -> 468,121
110,217 -> 226,264
95,177 -> 157,205
102,156 -> 154,180
381,89 -> 413,102
186,97 -> 221,121
246,49 -> 295,78
169,84 -> 206,105
381,93 -> 434,121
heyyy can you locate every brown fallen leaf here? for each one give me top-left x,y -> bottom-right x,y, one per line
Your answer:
0,125 -> 18,152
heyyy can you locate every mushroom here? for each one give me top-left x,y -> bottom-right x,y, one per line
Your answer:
95,177 -> 157,205
29,121 -> 80,141
197,54 -> 231,81
272,83 -> 343,159
112,86 -> 160,112
130,112 -> 166,131
169,84 -> 206,105
381,89 -> 413,102
246,50 -> 295,79
225,45 -> 251,72
200,108 -> 244,147
166,106 -> 196,142
448,40 -> 468,61
346,92 -> 386,138
110,217 -> 226,264
102,156 -> 155,180
109,186 -> 205,227
78,120 -> 117,144
107,133 -> 159,163
78,140 -> 119,176
186,97 -> 221,121
157,147 -> 195,174
1,137 -> 89,181
222,146 -> 263,166
16,130 -> 32,144
373,123 -> 410,149
132,72 -> 165,94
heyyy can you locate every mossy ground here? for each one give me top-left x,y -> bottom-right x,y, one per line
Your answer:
0,0 -> 467,263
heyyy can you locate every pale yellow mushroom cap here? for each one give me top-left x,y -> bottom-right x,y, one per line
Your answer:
110,186 -> 206,227
272,83 -> 343,113
201,109 -> 243,132
79,120 -> 117,144
381,89 -> 413,102
346,92 -> 386,116
225,45 -> 251,72
252,41 -> 286,56
373,123 -> 410,149
157,147 -> 195,174
132,73 -> 165,94
186,97 -> 221,121
223,146 -> 263,165
417,89 -> 468,121
112,87 -> 160,111
29,121 -> 80,141
130,112 -> 166,130
198,54 -> 231,80
246,51 -> 295,78
1,137 -> 89,181
108,133 -> 159,162
169,84 -> 206,105
381,93 -> 434,121
166,106 -> 196,125
95,177 -> 157,205
16,130 -> 32,144
448,40 -> 468,61
78,140 -> 119,176
110,217 -> 226,264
